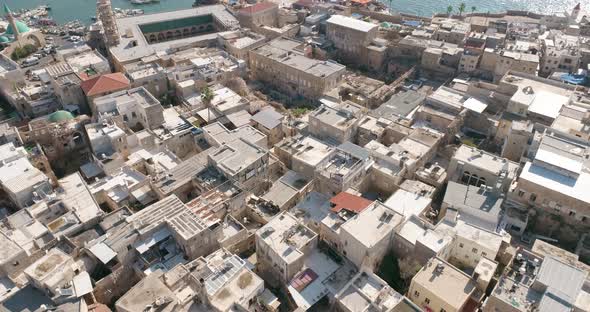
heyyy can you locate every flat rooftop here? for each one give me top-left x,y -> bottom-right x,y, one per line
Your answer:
326,15 -> 378,32
110,5 -> 239,63
311,101 -> 362,131
257,212 -> 316,265
209,138 -> 267,176
94,86 -> 160,111
281,135 -> 334,167
384,189 -> 431,219
519,160 -> 590,205
23,248 -> 71,282
336,270 -> 404,312
251,37 -> 345,78
341,203 -> 403,248
413,258 -> 476,310
454,145 -> 520,177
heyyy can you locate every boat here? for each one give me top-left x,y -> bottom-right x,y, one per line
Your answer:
131,0 -> 152,4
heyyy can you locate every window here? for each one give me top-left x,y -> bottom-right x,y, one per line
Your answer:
425,298 -> 430,304
530,193 -> 537,202
518,190 -> 525,197
459,243 -> 464,248
472,248 -> 478,253
569,211 -> 576,217
414,290 -> 420,297
583,216 -> 588,222
461,171 -> 471,184
482,252 -> 487,257
441,309 -> 447,312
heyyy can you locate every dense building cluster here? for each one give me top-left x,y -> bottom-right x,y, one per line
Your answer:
1,0 -> 590,311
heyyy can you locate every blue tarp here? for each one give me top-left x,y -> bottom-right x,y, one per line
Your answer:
561,73 -> 587,85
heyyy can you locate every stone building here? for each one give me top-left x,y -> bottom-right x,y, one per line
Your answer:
326,15 -> 386,70
249,37 -> 345,99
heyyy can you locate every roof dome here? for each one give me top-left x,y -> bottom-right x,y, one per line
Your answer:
0,35 -> 10,43
5,20 -> 30,35
48,110 -> 74,123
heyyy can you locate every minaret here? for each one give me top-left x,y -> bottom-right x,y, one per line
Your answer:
572,3 -> 581,21
3,4 -> 20,40
96,0 -> 120,46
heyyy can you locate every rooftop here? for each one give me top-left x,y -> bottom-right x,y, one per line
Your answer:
383,189 -> 431,219
412,258 -> 477,310
208,137 -> 267,176
312,101 -> 363,131
110,5 -> 239,63
251,37 -> 345,78
279,135 -> 334,167
251,107 -> 284,129
335,270 -> 405,312
341,203 -> 403,248
256,212 -> 317,265
80,73 -> 130,97
454,145 -> 520,177
326,15 -> 378,33
152,152 -> 209,195
329,192 -> 373,214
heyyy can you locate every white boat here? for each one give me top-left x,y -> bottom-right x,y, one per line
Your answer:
131,0 -> 152,4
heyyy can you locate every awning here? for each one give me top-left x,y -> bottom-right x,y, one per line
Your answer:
133,227 -> 171,254
88,242 -> 117,264
73,272 -> 92,297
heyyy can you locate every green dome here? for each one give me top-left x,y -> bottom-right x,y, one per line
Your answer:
5,20 -> 30,35
48,110 -> 74,123
0,36 -> 10,43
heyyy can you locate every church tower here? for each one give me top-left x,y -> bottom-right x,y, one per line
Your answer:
96,0 -> 120,46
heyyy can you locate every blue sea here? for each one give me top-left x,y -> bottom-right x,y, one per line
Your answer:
3,0 -> 589,25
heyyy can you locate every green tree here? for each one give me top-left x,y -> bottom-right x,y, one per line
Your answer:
447,5 -> 453,16
201,86 -> 215,124
458,2 -> 466,16
471,5 -> 477,14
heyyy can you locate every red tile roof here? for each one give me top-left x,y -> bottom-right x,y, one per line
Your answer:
81,73 -> 130,97
330,192 -> 373,214
239,2 -> 277,15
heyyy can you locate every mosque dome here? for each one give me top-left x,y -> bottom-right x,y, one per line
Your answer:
48,110 -> 75,123
5,20 -> 30,35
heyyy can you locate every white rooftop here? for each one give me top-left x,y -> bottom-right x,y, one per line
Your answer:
383,189 -> 431,219
327,15 -> 378,33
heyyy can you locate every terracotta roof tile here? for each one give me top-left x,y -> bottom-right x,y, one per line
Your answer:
330,192 -> 373,214
81,73 -> 130,97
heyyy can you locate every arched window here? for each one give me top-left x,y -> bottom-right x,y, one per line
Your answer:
461,171 -> 471,184
469,174 -> 479,186
476,177 -> 486,187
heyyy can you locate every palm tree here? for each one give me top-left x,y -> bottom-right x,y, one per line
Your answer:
458,2 -> 466,16
470,6 -> 476,22
447,5 -> 453,16
201,86 -> 215,124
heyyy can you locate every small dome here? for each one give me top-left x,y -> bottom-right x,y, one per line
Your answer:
5,20 -> 30,35
0,36 -> 10,43
48,110 -> 74,123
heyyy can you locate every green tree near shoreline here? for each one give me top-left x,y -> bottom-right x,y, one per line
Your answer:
458,2 -> 466,16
